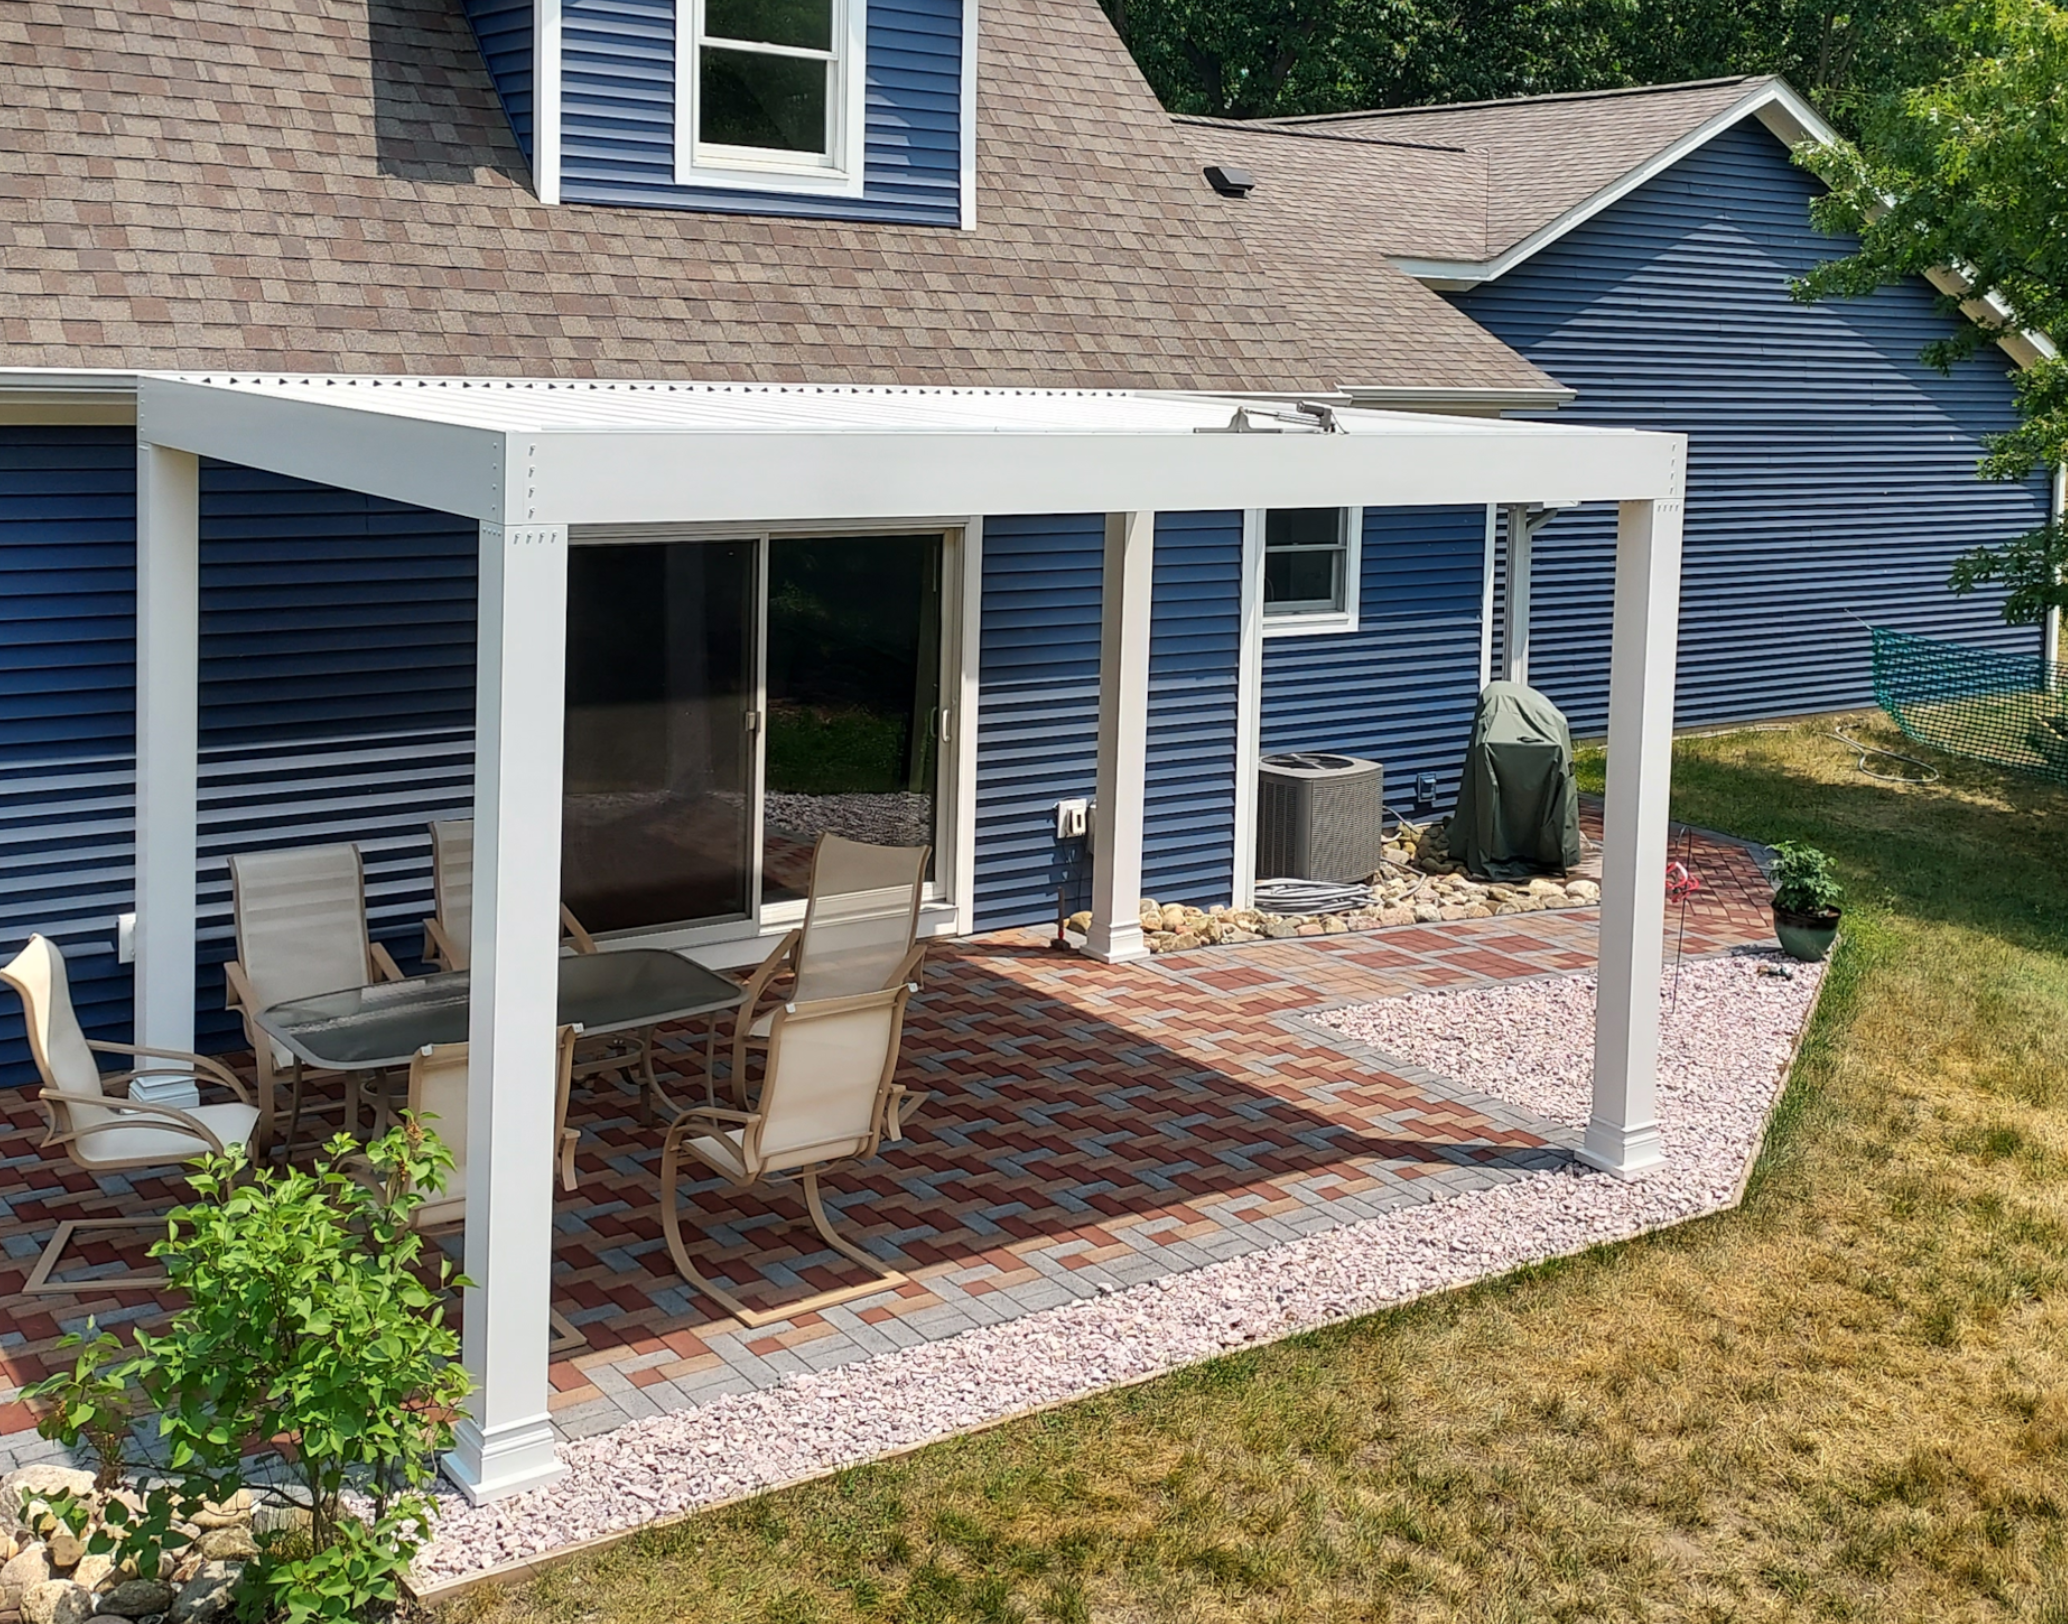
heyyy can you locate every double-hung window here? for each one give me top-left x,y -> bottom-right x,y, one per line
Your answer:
1261,507 -> 1360,634
677,0 -> 867,194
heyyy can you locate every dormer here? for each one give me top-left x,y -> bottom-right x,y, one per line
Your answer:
462,0 -> 975,226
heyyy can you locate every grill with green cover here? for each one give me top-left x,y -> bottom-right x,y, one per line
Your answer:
1448,681 -> 1582,881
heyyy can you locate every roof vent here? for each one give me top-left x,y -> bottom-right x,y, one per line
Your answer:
1203,163 -> 1254,197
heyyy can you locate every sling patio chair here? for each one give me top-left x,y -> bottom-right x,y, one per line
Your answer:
729,833 -> 930,1106
386,1024 -> 586,1351
0,933 -> 258,1294
420,817 -> 599,971
417,818 -> 672,1119
660,981 -> 928,1327
226,842 -> 406,1154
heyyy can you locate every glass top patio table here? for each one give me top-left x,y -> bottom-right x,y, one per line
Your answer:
254,949 -> 743,1072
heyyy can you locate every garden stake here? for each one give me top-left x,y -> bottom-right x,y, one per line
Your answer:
1664,823 -> 1703,1009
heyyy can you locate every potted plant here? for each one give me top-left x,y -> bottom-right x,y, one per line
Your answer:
1770,840 -> 1843,961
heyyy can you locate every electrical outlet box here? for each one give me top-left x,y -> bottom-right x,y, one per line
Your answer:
116,911 -> 137,965
1415,773 -> 1437,806
1054,798 -> 1090,840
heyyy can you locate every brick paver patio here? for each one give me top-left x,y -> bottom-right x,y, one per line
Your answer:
0,818 -> 1775,1463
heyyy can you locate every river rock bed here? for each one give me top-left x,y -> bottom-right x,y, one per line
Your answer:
1067,824 -> 1600,953
412,951 -> 1821,1590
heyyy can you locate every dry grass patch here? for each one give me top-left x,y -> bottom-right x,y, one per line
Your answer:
442,713 -> 2068,1624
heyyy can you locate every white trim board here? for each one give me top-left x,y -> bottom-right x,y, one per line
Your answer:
957,0 -> 979,230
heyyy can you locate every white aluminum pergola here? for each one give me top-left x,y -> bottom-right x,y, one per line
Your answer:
128,374 -> 1686,1502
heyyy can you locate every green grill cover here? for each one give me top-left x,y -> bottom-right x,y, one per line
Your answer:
1448,681 -> 1582,880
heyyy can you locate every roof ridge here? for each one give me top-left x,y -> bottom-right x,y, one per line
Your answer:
1172,115 -> 1474,156
1261,74 -> 1770,126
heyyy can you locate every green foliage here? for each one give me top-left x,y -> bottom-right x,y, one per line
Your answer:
1099,0 -> 1957,126
1771,839 -> 1845,915
26,1120 -> 472,1622
1793,0 -> 2067,620
1948,522 -> 2068,626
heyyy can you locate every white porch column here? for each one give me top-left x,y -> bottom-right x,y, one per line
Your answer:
1085,509 -> 1154,964
1582,490 -> 1684,1178
134,443 -> 202,1053
1501,501 -> 1532,685
446,521 -> 571,1504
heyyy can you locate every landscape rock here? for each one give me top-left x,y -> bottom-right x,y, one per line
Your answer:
189,1531 -> 254,1565
167,1563 -> 241,1624
0,1473 -> 94,1514
66,1556 -> 110,1595
40,1535 -> 79,1573
95,1579 -> 174,1619
20,1581 -> 89,1624
184,1497 -> 248,1535
0,1548 -> 50,1593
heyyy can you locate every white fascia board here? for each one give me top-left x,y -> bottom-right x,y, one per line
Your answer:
137,377 -> 508,520
511,422 -> 1685,525
1391,80 -> 1829,291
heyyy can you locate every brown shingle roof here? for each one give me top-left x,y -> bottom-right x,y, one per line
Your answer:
1204,77 -> 1769,264
0,0 -> 1554,394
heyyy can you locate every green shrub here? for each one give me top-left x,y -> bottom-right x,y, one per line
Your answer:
1771,840 -> 1845,916
29,1119 -> 473,1622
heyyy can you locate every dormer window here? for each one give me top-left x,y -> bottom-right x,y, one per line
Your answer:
676,0 -> 867,195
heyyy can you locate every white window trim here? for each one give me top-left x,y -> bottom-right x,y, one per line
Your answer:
673,0 -> 869,196
1259,505 -> 1362,637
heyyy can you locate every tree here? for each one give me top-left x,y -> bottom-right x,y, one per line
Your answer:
1100,0 -> 1959,126
1793,0 -> 2068,626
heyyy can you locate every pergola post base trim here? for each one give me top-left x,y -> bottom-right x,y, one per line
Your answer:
1576,1119 -> 1666,1179
443,1414 -> 569,1505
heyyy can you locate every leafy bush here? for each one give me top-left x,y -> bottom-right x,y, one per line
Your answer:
1771,840 -> 1845,917
28,1120 -> 472,1622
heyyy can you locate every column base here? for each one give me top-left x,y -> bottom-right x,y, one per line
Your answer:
442,1413 -> 568,1505
1082,919 -> 1150,964
1576,1117 -> 1665,1179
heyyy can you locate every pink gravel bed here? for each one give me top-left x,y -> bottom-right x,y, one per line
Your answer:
413,949 -> 1823,1588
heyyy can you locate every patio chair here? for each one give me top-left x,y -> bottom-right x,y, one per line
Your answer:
417,818 -> 668,1115
660,981 -> 928,1327
729,834 -> 930,1105
388,1024 -> 585,1351
225,843 -> 405,1154
0,934 -> 257,1294
420,818 -> 599,972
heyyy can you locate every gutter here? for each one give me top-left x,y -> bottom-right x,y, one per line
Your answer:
1340,384 -> 1575,417
0,367 -> 139,424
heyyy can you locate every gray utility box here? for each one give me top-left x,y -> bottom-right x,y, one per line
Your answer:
1256,752 -> 1383,883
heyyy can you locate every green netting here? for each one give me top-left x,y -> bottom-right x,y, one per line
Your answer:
1871,625 -> 2068,786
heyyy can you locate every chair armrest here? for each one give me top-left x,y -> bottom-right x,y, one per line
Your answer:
735,931 -> 801,1027
86,1042 -> 252,1103
41,1093 -> 231,1157
371,942 -> 407,983
560,905 -> 598,955
891,942 -> 928,990
424,917 -> 466,973
224,958 -> 257,1014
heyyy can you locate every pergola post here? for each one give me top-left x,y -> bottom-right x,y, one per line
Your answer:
1582,488 -> 1685,1178
445,521 -> 572,1504
1085,509 -> 1154,964
134,442 -> 201,1053
1501,501 -> 1532,686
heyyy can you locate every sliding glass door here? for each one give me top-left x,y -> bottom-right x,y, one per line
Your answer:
563,539 -> 757,931
562,530 -> 946,935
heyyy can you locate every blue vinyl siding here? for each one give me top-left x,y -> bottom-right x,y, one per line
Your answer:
0,433 -> 478,1088
558,0 -> 964,226
461,0 -> 536,160
972,514 -> 1104,931
1261,506 -> 1486,822
1142,512 -> 1241,908
1454,117 -> 2051,736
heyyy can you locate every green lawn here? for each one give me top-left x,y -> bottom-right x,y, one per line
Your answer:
446,712 -> 2068,1624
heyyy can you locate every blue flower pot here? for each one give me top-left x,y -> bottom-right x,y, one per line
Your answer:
1773,905 -> 1840,963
